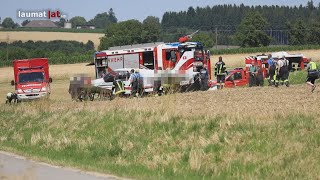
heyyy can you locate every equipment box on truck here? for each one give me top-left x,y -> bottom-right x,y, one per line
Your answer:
12,58 -> 52,100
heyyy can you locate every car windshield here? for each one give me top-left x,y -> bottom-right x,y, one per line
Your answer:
19,72 -> 44,83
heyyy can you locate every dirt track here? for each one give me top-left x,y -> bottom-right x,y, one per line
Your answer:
0,151 -> 119,180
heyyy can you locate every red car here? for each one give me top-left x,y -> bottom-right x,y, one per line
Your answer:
210,68 -> 248,88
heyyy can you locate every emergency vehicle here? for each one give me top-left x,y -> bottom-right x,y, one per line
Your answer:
210,68 -> 248,88
11,58 -> 52,100
245,51 -> 309,77
92,33 -> 211,94
210,51 -> 310,89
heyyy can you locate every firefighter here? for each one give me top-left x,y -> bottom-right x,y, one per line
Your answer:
113,79 -> 125,96
215,56 -> 226,89
267,54 -> 276,86
129,69 -> 138,96
248,61 -> 257,87
275,57 -> 284,87
200,65 -> 209,91
306,59 -> 319,93
282,56 -> 290,87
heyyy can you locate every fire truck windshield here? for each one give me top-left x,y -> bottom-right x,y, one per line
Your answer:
178,45 -> 204,60
19,72 -> 44,83
194,48 -> 204,61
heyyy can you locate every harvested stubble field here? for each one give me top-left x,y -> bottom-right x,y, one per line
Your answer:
0,51 -> 320,179
0,31 -> 104,49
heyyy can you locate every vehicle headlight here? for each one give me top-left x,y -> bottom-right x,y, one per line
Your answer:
17,89 -> 23,93
41,87 -> 46,92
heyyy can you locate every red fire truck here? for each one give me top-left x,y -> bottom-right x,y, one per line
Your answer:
11,58 -> 52,100
245,51 -> 310,77
92,40 -> 211,93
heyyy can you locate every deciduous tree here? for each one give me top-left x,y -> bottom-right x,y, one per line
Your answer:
69,16 -> 87,28
2,17 -> 15,28
142,16 -> 161,43
88,9 -> 118,29
235,12 -> 271,47
99,20 -> 143,50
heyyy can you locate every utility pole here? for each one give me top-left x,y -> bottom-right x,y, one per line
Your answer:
215,27 -> 218,50
6,34 -> 9,61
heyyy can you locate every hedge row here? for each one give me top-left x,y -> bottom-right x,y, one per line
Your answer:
210,45 -> 320,55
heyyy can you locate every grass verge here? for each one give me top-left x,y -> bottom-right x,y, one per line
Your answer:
0,97 -> 320,179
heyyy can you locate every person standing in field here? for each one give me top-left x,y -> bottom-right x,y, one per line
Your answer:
267,54 -> 276,86
306,59 -> 319,93
215,56 -> 226,89
135,69 -> 143,96
200,64 -> 209,91
275,57 -> 284,87
256,64 -> 264,86
282,56 -> 290,87
248,61 -> 257,87
129,69 -> 138,96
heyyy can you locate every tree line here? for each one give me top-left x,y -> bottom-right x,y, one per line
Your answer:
100,0 -> 320,49
0,40 -> 94,65
2,1 -> 320,50
160,0 -> 320,47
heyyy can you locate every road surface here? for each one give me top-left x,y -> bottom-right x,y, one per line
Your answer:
0,151 -> 120,180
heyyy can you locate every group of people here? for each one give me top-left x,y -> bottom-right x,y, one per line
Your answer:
213,54 -> 319,93
267,54 -> 319,92
266,54 -> 290,87
99,54 -> 319,98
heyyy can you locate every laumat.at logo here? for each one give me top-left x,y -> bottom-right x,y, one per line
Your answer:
17,9 -> 67,19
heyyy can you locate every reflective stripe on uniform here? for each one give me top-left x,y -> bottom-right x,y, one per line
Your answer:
310,62 -> 317,70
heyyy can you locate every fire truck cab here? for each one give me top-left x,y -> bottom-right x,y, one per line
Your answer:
12,58 -> 52,100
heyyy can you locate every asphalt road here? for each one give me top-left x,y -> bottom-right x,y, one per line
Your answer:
0,151 -> 119,180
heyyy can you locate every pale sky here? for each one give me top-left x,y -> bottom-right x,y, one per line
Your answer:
0,0 -> 318,23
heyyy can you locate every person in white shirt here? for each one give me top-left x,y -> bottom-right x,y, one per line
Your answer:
282,57 -> 290,87
275,58 -> 284,87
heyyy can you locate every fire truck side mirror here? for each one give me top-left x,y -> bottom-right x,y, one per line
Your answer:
49,77 -> 53,83
10,80 -> 15,86
170,51 -> 176,62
